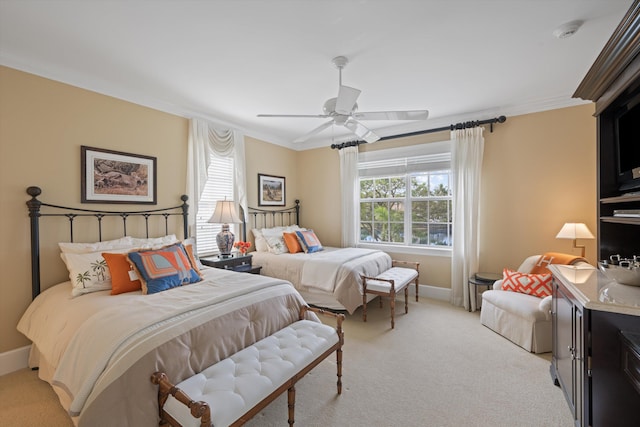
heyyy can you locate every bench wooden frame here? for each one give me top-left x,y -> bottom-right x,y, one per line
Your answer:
151,306 -> 344,427
361,260 -> 420,329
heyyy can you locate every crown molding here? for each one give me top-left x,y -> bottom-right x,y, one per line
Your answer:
573,0 -> 640,103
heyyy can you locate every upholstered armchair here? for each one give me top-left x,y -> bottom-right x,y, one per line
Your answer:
480,254 -> 589,353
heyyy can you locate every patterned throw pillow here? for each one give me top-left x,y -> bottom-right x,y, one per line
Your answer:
502,268 -> 552,298
295,229 -> 323,253
127,243 -> 201,295
61,248 -> 133,297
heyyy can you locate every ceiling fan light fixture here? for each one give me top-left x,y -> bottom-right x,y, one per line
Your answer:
258,55 -> 428,144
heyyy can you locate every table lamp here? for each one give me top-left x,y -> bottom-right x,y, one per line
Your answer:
208,200 -> 241,257
556,223 -> 594,258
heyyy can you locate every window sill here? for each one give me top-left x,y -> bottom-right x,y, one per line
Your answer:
357,242 -> 452,258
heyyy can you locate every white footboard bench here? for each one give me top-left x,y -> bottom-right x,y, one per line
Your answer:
151,306 -> 344,427
361,260 -> 420,329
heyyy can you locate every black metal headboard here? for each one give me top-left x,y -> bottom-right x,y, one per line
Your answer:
26,186 -> 189,299
242,200 -> 300,240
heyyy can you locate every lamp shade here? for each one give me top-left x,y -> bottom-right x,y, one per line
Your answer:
208,200 -> 242,224
555,223 -> 594,239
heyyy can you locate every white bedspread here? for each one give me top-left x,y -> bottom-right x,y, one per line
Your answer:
300,248 -> 378,292
252,247 -> 392,313
17,268 -> 306,420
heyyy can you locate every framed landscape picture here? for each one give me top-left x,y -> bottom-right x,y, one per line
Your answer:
258,173 -> 285,206
81,145 -> 157,204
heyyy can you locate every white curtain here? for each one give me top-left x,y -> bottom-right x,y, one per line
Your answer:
339,146 -> 359,247
186,118 -> 247,237
450,127 -> 484,311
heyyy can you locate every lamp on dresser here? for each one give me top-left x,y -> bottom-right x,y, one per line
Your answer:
208,199 -> 242,257
556,223 -> 594,258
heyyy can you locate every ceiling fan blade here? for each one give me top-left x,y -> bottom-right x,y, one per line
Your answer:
352,110 -> 429,121
344,120 -> 380,143
257,114 -> 329,118
293,120 -> 334,143
335,85 -> 361,115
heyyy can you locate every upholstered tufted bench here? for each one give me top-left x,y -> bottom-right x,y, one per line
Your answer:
151,306 -> 344,427
361,260 -> 420,329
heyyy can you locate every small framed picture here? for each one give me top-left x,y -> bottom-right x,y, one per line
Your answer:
81,146 -> 157,204
258,173 -> 285,206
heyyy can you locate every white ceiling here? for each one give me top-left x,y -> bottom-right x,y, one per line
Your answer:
0,1 -> 633,150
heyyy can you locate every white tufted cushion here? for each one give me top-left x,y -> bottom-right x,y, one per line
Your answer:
163,320 -> 338,427
364,267 -> 418,293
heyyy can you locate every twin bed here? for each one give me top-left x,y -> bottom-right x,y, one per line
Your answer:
245,203 -> 392,313
18,188 -> 390,426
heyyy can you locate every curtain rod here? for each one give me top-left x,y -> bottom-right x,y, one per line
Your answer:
330,115 -> 507,150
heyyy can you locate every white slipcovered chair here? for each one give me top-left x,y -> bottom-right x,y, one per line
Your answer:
480,254 -> 589,353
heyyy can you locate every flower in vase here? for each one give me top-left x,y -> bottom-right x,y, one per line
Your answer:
233,241 -> 251,255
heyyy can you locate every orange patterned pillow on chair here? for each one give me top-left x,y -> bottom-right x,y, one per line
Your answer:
502,268 -> 552,298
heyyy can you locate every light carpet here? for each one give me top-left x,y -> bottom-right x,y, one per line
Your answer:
0,297 -> 574,426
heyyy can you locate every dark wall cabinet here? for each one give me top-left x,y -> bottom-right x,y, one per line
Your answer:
572,2 -> 640,260
552,3 -> 640,425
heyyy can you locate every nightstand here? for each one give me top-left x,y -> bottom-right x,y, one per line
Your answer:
200,254 -> 262,274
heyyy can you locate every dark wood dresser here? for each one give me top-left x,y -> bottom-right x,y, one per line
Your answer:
550,265 -> 640,427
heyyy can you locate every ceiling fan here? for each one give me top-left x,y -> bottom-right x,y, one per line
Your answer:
257,56 -> 429,143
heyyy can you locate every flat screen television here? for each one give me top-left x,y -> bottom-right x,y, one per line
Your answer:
613,90 -> 640,192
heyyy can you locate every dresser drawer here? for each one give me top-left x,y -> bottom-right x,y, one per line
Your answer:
621,331 -> 640,395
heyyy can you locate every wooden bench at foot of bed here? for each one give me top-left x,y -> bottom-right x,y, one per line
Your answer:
361,260 -> 420,329
151,306 -> 344,427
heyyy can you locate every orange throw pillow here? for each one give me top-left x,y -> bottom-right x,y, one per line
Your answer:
502,268 -> 552,298
529,252 -> 586,274
183,243 -> 203,278
102,252 -> 141,295
283,232 -> 303,253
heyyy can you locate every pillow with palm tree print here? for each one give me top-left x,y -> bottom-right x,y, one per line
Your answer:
61,248 -> 133,297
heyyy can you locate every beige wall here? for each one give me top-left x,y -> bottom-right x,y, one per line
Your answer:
481,105 -> 597,272
244,136 -> 300,228
0,66 -> 189,352
0,65 -> 597,356
296,104 -> 598,288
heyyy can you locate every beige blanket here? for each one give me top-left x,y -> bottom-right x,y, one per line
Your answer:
17,268 -> 311,426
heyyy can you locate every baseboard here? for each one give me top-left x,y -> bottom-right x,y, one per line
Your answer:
416,283 -> 451,302
0,345 -> 30,376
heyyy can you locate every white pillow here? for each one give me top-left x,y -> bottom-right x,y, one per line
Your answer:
61,248 -> 133,297
252,228 -> 270,252
129,234 -> 179,249
58,236 -> 134,254
261,225 -> 303,255
264,235 -> 288,254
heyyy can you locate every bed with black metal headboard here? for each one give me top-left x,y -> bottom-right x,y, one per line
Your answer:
246,200 -> 392,313
26,186 -> 189,299
241,199 -> 300,241
18,186 -> 314,426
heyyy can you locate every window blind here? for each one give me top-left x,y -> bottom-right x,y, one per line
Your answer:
196,154 -> 235,255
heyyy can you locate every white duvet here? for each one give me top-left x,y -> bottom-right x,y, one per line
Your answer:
17,268 -> 308,421
252,247 -> 392,313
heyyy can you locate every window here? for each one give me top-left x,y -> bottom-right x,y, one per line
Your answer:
358,141 -> 452,249
195,153 -> 237,255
